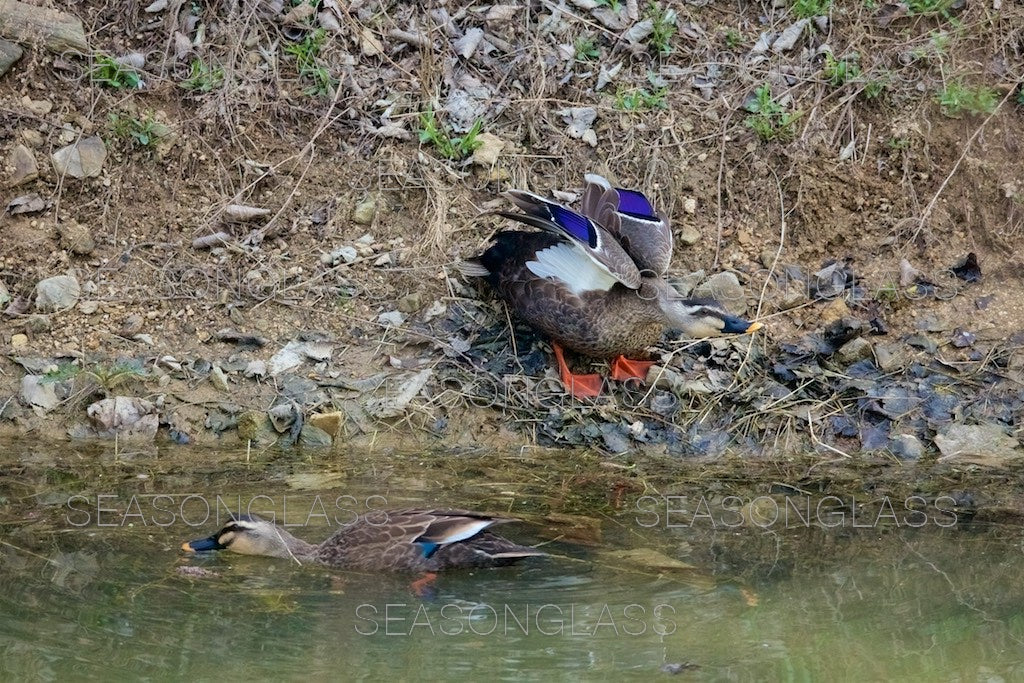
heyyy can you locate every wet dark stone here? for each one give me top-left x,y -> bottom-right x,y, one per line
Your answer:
951,252 -> 981,282
600,422 -> 630,454
860,420 -> 890,450
831,414 -> 858,438
905,335 -> 937,353
921,393 -> 959,424
868,317 -> 889,335
823,317 -> 863,350
951,329 -> 976,348
846,359 -> 880,378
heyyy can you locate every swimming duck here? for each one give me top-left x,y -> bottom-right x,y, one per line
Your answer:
464,174 -> 763,398
181,509 -> 544,572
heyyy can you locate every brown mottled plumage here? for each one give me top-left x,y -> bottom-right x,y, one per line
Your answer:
465,180 -> 762,396
181,509 -> 544,572
480,232 -> 670,358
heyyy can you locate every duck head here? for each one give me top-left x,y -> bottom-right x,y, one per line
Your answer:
182,515 -> 314,561
645,280 -> 763,338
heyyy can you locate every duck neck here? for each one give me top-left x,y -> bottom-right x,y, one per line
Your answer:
265,528 -> 319,562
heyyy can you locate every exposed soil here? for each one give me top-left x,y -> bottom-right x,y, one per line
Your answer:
0,1 -> 1022,463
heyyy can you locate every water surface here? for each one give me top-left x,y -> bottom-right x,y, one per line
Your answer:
1,441 -> 1022,680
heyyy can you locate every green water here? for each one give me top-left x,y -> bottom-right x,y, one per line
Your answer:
1,442 -> 1023,680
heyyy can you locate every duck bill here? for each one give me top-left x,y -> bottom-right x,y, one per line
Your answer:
182,534 -> 224,552
721,316 -> 763,334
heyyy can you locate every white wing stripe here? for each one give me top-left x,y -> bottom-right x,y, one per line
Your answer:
526,243 -> 618,295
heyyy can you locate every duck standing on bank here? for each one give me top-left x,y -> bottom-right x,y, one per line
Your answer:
464,174 -> 762,398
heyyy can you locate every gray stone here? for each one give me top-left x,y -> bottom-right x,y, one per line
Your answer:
35,275 -> 81,312
25,314 -> 51,333
692,272 -> 746,313
57,220 -> 95,255
890,434 -> 924,460
677,225 -> 700,246
210,365 -> 230,392
934,424 -> 1021,465
51,135 -> 106,179
352,197 -> 376,225
378,310 -> 406,327
6,144 -> 37,187
0,39 -> 24,77
838,337 -> 872,364
21,375 -> 58,413
298,424 -> 333,447
84,396 -> 158,442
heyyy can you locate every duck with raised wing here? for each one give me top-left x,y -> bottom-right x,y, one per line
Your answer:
181,509 -> 544,573
464,175 -> 762,398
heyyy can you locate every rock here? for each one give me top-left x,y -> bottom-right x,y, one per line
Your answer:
692,272 -> 746,313
819,298 -> 850,325
352,197 -> 376,225
57,219 -> 95,255
21,129 -> 43,147
677,224 -> 700,246
78,300 -> 99,314
25,314 -> 50,333
0,281 -> 9,307
84,397 -> 158,442
378,310 -> 406,327
51,136 -> 107,179
682,197 -> 697,214
244,360 -> 267,378
269,340 -> 333,376
838,337 -> 872,363
209,365 -> 230,392
373,252 -> 392,267
0,39 -> 23,76
299,424 -> 333,447
11,333 -> 28,349
397,292 -> 423,313
35,275 -> 80,312
21,375 -> 58,414
934,425 -> 1022,465
471,132 -> 505,166
321,245 -> 358,265
873,344 -> 903,371
309,411 -> 345,439
236,411 -> 277,443
22,96 -> 52,116
6,144 -> 37,187
890,434 -> 924,460
779,288 -> 806,310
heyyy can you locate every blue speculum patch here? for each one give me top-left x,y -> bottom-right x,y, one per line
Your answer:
548,204 -> 598,248
616,189 -> 657,219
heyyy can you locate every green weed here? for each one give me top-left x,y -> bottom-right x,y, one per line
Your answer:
823,53 -> 861,87
108,112 -> 166,148
574,36 -> 600,62
91,55 -> 142,89
181,58 -> 224,92
647,3 -> 677,56
614,86 -> 669,111
792,0 -> 831,19
418,108 -> 484,160
936,81 -> 997,117
907,0 -> 954,16
595,0 -> 623,11
284,28 -> 337,97
744,85 -> 800,141
724,29 -> 742,49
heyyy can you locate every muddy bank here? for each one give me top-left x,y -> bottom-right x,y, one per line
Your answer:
0,1 -> 1022,468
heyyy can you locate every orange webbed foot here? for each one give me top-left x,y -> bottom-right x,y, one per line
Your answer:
410,572 -> 438,597
610,356 -> 655,382
552,343 -> 604,398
